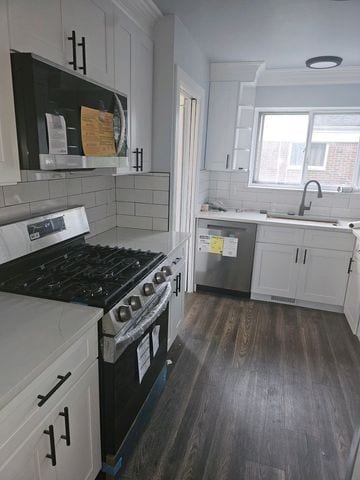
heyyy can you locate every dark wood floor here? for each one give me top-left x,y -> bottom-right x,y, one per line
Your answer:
120,293 -> 360,480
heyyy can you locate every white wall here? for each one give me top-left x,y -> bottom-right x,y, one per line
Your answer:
152,14 -> 209,173
256,84 -> 360,108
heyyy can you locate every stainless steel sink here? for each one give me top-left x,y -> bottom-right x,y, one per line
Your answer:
267,213 -> 339,226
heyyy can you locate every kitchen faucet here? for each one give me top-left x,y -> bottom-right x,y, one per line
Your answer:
298,180 -> 323,216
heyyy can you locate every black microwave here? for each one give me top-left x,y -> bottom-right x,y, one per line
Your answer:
11,53 -> 128,170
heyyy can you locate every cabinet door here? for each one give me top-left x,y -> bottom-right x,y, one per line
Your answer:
7,0 -> 65,66
251,243 -> 299,299
113,10 -> 130,96
0,2 -> 20,185
55,362 -> 101,480
344,256 -> 360,334
0,412 -> 57,480
205,81 -> 239,171
130,35 -> 153,173
296,248 -> 350,306
168,262 -> 186,349
62,0 -> 114,87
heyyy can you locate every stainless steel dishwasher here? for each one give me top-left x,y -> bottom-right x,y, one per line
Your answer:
195,219 -> 257,297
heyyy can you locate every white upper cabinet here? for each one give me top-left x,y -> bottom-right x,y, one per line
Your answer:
205,82 -> 239,171
0,2 -> 20,185
7,0 -> 65,66
130,34 -> 153,173
113,9 -> 131,96
62,0 -> 114,87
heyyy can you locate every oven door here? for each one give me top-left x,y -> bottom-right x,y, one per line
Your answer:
100,283 -> 171,459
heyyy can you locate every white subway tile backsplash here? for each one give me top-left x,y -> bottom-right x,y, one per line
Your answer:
117,215 -> 153,230
49,180 -> 67,199
134,175 -> 169,191
152,218 -> 168,231
135,203 -> 168,218
116,176 -> 135,189
30,198 -> 68,216
66,178 -> 82,195
82,175 -> 114,193
117,202 -> 135,215
68,193 -> 96,209
116,188 -> 153,203
153,190 -> 169,205
3,181 -> 49,205
0,204 -> 31,225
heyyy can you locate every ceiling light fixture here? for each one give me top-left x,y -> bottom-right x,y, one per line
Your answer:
305,56 -> 343,69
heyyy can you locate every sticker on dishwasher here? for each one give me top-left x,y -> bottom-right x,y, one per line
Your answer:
222,237 -> 238,257
209,236 -> 224,254
198,234 -> 211,252
137,334 -> 151,383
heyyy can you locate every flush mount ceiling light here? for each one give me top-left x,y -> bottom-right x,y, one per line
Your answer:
305,56 -> 343,69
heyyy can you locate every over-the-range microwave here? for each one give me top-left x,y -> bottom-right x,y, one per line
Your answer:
11,53 -> 128,170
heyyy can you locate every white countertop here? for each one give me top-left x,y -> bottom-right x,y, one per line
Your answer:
197,210 -> 354,233
88,227 -> 190,257
0,293 -> 103,409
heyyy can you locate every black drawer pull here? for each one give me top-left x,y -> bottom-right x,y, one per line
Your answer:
44,425 -> 57,466
37,372 -> 72,407
140,147 -> 144,171
60,406 -> 71,446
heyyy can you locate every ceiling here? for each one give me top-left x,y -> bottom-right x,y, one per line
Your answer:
153,0 -> 360,68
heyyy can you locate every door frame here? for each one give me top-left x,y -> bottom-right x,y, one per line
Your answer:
170,65 -> 205,292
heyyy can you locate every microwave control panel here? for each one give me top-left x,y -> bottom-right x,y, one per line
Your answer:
27,216 -> 66,241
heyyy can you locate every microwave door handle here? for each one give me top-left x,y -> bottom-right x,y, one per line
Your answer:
78,36 -> 87,75
67,31 -> 77,70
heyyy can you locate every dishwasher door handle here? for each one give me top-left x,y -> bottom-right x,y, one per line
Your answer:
206,224 -> 248,231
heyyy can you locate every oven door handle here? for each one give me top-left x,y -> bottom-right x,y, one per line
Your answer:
105,283 -> 172,363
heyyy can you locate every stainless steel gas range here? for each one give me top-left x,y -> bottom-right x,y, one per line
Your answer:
0,207 -> 175,477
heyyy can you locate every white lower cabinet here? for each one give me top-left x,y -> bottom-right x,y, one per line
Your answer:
0,325 -> 101,480
251,243 -> 299,298
251,226 -> 354,309
296,248 -> 350,306
0,361 -> 100,480
344,246 -> 360,334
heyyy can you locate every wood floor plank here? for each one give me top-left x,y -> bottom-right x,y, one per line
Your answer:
118,294 -> 360,480
244,461 -> 285,480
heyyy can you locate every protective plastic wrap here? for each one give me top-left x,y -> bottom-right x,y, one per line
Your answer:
103,282 -> 172,363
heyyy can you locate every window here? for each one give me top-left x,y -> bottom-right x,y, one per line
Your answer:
252,111 -> 360,189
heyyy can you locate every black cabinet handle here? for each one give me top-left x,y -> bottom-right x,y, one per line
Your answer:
44,425 -> 57,466
37,372 -> 71,407
78,36 -> 87,75
140,148 -> 144,172
59,406 -> 71,446
173,275 -> 179,296
303,249 -> 308,265
348,257 -> 353,274
295,247 -> 299,264
132,149 -> 140,171
178,272 -> 182,293
67,30 -> 77,70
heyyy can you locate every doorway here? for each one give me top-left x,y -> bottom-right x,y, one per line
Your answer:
172,67 -> 205,292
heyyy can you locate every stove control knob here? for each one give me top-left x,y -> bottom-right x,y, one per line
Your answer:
161,265 -> 172,277
129,295 -> 142,311
117,305 -> 132,323
154,271 -> 166,285
143,282 -> 155,296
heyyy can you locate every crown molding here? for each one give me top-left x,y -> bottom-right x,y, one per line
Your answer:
258,66 -> 360,87
210,62 -> 266,82
113,0 -> 163,37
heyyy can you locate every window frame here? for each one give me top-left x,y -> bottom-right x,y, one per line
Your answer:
249,107 -> 360,191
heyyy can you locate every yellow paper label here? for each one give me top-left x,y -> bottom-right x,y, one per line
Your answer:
81,106 -> 116,156
209,236 -> 224,254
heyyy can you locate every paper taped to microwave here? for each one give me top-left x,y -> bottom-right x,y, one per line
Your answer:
102,282 -> 171,363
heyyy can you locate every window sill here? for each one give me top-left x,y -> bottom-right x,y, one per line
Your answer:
247,183 -> 359,194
